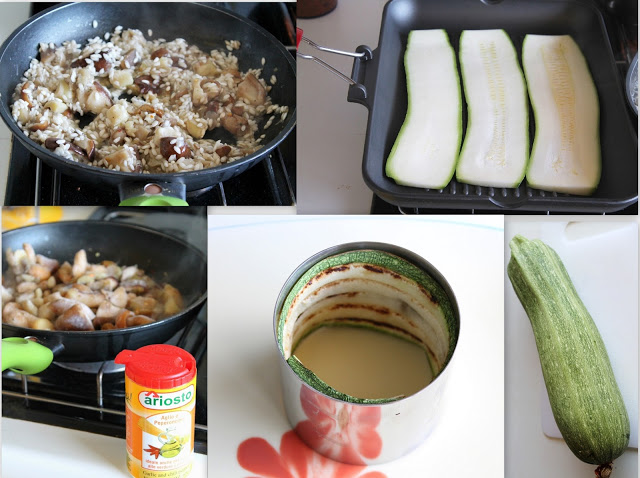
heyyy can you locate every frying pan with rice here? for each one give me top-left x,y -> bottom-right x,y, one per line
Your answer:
0,2 -> 296,203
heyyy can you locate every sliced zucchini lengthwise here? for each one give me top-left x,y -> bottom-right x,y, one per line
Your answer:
456,30 -> 529,188
522,35 -> 601,195
508,235 -> 629,471
385,30 -> 462,189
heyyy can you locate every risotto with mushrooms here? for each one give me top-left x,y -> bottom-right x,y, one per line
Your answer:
11,26 -> 288,173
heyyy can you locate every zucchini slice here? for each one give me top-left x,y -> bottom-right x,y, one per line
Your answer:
522,35 -> 601,195
508,235 -> 630,469
385,30 -> 462,189
456,30 -> 529,188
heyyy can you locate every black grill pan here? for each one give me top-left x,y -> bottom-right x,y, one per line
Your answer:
346,0 -> 638,213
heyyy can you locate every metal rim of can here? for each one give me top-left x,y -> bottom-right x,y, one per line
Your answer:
273,241 -> 461,405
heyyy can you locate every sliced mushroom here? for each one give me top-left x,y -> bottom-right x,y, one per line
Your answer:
104,147 -> 141,173
221,114 -> 249,137
134,75 -> 158,95
237,73 -> 266,106
72,249 -> 88,278
120,49 -> 138,69
54,303 -> 95,331
107,286 -> 128,308
63,286 -> 105,308
28,264 -> 52,282
96,301 -> 122,319
215,145 -> 232,158
127,315 -> 155,327
127,296 -> 157,316
151,48 -> 170,60
85,81 -> 113,114
29,119 -> 50,132
159,137 -> 192,160
20,82 -> 34,108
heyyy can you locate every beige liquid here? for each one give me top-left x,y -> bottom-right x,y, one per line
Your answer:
293,325 -> 433,399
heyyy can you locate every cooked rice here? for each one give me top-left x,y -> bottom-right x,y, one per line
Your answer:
11,27 -> 289,173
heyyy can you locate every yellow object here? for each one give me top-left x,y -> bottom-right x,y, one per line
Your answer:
136,417 -> 165,437
2,207 -> 64,230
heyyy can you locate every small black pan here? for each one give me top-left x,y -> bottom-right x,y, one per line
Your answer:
1,221 -> 207,362
0,2 -> 296,203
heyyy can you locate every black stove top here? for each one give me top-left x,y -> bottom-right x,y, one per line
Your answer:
4,2 -> 297,207
1,208 -> 209,454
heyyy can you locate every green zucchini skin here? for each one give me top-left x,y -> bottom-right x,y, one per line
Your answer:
507,235 -> 630,466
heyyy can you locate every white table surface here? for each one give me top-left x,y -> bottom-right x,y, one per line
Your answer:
504,217 -> 639,478
0,3 -> 30,203
298,0 -> 388,214
208,214 -> 504,476
1,418 -> 207,478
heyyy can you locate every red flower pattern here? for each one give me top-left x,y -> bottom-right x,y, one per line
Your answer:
237,386 -> 386,477
237,430 -> 386,478
295,386 -> 383,465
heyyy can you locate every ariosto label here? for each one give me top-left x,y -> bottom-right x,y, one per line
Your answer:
139,385 -> 195,410
124,378 -> 197,478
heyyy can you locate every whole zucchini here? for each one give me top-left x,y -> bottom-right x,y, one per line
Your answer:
508,235 -> 629,473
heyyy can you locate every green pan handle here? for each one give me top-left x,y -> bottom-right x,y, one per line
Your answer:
119,196 -> 189,206
2,337 -> 54,375
118,182 -> 189,206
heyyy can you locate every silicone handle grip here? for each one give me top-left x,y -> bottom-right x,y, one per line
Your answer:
2,337 -> 54,375
119,196 -> 189,206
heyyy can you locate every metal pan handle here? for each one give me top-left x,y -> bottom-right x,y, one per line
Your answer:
296,28 -> 374,107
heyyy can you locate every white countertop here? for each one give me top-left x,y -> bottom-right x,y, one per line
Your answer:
297,0 -> 388,214
1,418 -> 207,478
0,3 -> 30,203
504,218 -> 639,478
208,215 -> 504,476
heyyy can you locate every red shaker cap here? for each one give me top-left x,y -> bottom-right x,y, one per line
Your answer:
115,344 -> 196,389
296,27 -> 303,49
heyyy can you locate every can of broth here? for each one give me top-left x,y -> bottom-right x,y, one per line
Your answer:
274,242 -> 460,464
115,344 -> 197,478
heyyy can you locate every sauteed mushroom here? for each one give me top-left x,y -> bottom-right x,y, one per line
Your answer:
2,244 -> 184,331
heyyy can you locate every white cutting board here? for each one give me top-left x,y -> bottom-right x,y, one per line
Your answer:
535,222 -> 638,449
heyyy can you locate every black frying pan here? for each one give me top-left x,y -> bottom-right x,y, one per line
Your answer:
1,221 -> 207,362
0,2 -> 296,201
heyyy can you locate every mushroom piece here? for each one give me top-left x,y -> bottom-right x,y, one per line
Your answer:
237,73 -> 266,106
120,49 -> 139,69
85,81 -> 113,114
159,137 -> 192,160
2,302 -> 34,327
64,286 -> 106,308
71,51 -> 112,74
36,254 -> 60,273
133,75 -> 158,95
54,303 -> 95,331
96,300 -> 122,319
56,262 -> 74,284
92,315 -> 116,330
128,296 -> 157,316
215,145 -> 231,158
72,249 -> 88,278
221,114 -> 249,137
106,286 -> 129,308
127,315 -> 155,327
104,147 -> 141,173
